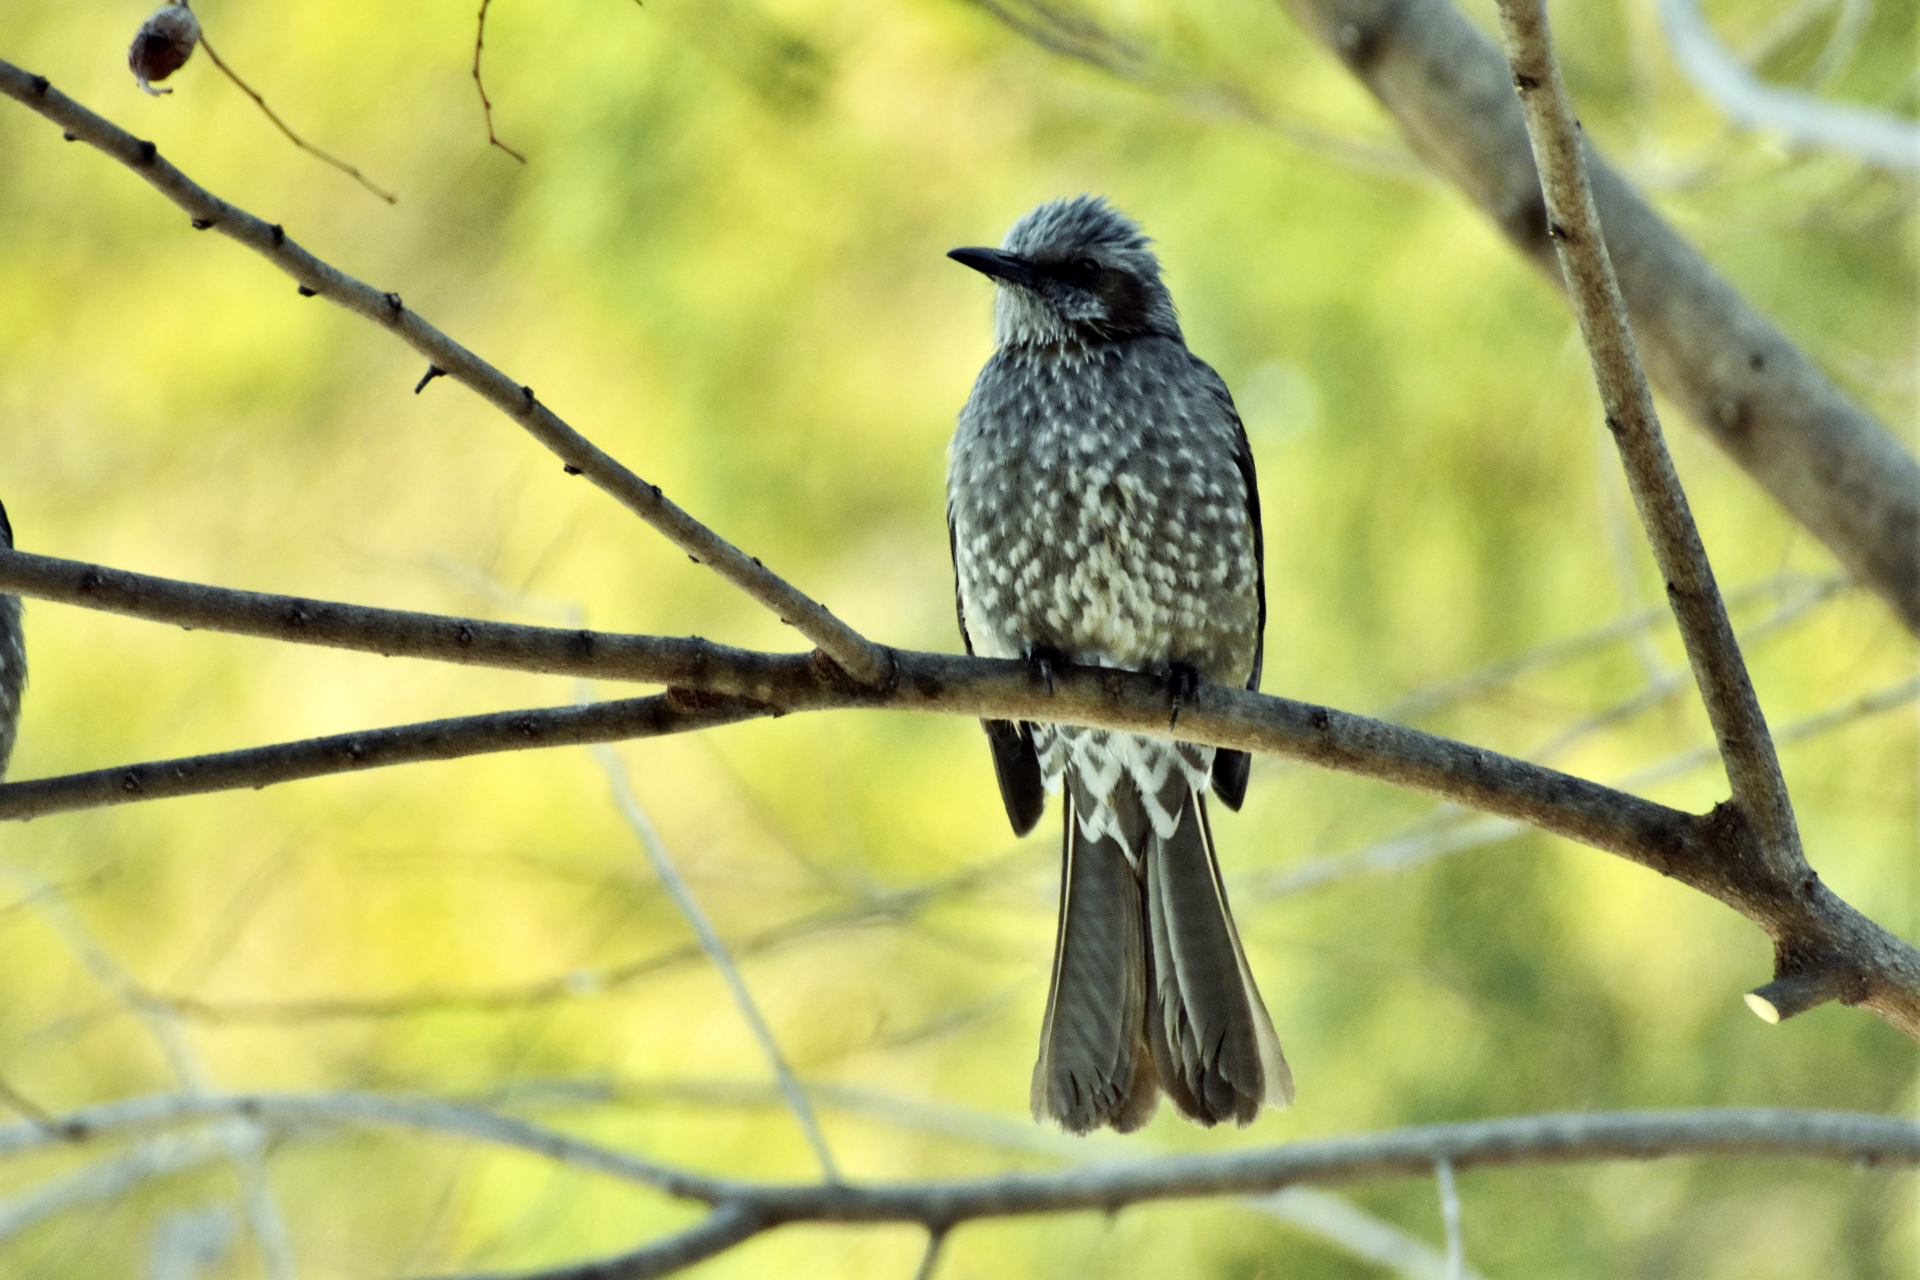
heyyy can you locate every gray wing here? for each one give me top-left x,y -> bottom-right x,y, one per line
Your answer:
950,508 -> 1046,835
1191,359 -> 1264,811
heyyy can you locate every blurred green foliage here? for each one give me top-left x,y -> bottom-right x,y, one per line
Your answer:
0,0 -> 1914,1275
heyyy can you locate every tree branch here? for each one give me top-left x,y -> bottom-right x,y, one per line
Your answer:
0,693 -> 769,820
1498,0 -> 1801,871
13,1093 -> 1917,1230
0,59 -> 889,685
1272,0 -> 1920,636
0,546 -> 1914,1032
1492,0 -> 1872,1038
589,737 -> 841,1182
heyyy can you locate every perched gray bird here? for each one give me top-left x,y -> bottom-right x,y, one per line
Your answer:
0,500 -> 23,780
946,196 -> 1292,1133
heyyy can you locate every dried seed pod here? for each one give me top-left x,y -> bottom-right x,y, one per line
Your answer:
129,4 -> 201,96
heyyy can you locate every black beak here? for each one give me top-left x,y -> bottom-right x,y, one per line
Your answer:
948,247 -> 1040,289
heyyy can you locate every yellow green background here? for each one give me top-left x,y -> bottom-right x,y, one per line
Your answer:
0,0 -> 1914,1275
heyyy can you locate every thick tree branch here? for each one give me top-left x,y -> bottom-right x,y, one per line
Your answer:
0,546 -> 1915,1032
1272,0 -> 1920,635
0,60 -> 889,685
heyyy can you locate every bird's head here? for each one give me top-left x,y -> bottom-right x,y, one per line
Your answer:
949,196 -> 1181,350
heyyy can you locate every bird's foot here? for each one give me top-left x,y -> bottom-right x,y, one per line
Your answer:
1166,663 -> 1204,730
1026,645 -> 1065,697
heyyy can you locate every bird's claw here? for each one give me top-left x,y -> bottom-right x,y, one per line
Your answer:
1167,664 -> 1203,730
1027,647 -> 1062,697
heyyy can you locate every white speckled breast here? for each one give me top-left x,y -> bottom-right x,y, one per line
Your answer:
948,336 -> 1259,681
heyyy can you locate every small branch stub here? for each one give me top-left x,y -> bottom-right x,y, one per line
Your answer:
1747,970 -> 1851,1024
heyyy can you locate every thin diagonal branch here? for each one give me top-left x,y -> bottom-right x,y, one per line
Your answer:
590,736 -> 841,1182
195,34 -> 398,203
1492,0 -> 1872,1027
472,0 -> 528,163
0,694 -> 768,820
0,60 -> 888,685
1495,0 -> 1803,874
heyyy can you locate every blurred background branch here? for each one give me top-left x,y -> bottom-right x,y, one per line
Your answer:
8,1092 -> 1914,1278
1659,0 -> 1920,170
1270,0 -> 1920,634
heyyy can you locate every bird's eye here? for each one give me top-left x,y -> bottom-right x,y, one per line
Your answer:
1063,257 -> 1102,287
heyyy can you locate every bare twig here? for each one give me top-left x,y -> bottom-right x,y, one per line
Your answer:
911,1227 -> 948,1280
0,693 -> 767,820
1489,0 -> 1878,1032
0,1127 -> 234,1239
1433,1156 -> 1463,1280
1252,1188 -> 1489,1280
194,35 -> 398,203
0,61 -> 889,685
1273,0 -> 1920,636
7,1087 -> 1908,1276
1497,0 -> 1802,868
589,733 -> 841,1181
17,873 -> 297,1278
472,0 -> 528,163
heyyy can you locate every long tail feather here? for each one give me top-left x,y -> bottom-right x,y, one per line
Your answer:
1031,790 -> 1158,1133
1145,789 -> 1292,1124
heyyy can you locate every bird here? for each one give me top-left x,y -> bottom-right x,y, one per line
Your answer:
945,195 -> 1292,1133
0,500 -> 23,780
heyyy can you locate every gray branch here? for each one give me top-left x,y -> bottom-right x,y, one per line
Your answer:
0,550 -> 1915,1036
10,1093 -> 1916,1278
0,59 -> 888,686
1494,0 -> 1912,1047
1272,0 -> 1920,635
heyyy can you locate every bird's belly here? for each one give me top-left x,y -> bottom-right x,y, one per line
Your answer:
957,502 -> 1257,683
